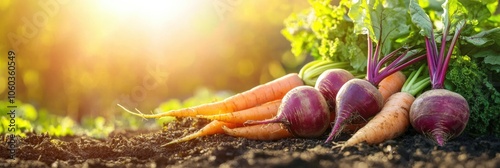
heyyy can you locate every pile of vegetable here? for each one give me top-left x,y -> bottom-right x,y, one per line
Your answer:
120,0 -> 500,147
283,0 -> 500,137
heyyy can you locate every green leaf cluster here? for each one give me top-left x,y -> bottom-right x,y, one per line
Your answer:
446,55 -> 500,136
281,0 -> 368,72
463,27 -> 500,73
349,0 -> 412,55
448,0 -> 500,136
412,0 -> 500,73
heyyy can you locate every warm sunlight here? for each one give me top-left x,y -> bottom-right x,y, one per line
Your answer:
97,0 -> 194,26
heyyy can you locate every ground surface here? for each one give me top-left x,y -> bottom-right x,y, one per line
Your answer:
1,118 -> 500,168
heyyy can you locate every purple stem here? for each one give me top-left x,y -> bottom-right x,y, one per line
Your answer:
383,49 -> 409,71
372,54 -> 426,85
366,35 -> 373,81
375,47 -> 404,72
373,40 -> 381,72
385,54 -> 426,76
429,36 -> 439,72
425,34 -> 441,86
436,26 -> 463,89
435,24 -> 450,87
367,35 -> 382,85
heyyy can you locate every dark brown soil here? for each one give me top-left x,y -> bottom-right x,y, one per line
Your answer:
1,118 -> 500,168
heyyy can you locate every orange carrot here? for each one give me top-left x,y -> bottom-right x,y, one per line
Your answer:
197,100 -> 281,124
163,120 -> 241,146
222,123 -> 293,140
120,73 -> 303,118
343,92 -> 414,147
378,71 -> 406,102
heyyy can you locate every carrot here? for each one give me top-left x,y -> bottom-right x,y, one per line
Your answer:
120,73 -> 303,118
222,123 -> 293,140
163,120 -> 241,146
378,71 -> 406,102
197,100 -> 281,124
343,92 -> 414,147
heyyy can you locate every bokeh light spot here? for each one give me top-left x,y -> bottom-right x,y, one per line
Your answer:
237,59 -> 255,77
268,61 -> 286,78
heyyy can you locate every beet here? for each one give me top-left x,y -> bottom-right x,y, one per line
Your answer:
315,69 -> 354,114
325,79 -> 384,142
244,86 -> 330,138
409,89 -> 470,146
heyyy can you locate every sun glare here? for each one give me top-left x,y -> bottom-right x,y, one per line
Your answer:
98,0 -> 193,26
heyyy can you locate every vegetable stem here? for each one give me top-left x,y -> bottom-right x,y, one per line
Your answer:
438,21 -> 465,88
424,38 -> 436,82
426,21 -> 465,89
401,64 -> 430,96
436,24 -> 450,84
299,60 -> 354,86
366,35 -> 374,81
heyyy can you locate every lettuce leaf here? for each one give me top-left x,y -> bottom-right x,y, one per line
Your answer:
281,0 -> 368,72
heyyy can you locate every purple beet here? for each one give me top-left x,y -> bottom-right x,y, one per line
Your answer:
409,89 -> 469,146
325,79 -> 384,142
244,86 -> 330,138
315,69 -> 355,115
409,2 -> 470,146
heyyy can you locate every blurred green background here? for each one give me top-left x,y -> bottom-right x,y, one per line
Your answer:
0,0 -> 311,126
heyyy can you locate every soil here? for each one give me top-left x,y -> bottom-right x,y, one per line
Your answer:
1,118 -> 499,168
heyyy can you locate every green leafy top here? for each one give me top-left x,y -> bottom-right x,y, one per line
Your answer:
348,0 -> 425,85
446,55 -> 500,136
409,0 -> 433,37
410,0 -> 466,89
411,0 -> 500,73
349,0 -> 411,55
282,0 -> 368,72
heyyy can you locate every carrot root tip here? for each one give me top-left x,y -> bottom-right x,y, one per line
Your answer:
162,140 -> 177,147
117,104 -> 149,120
